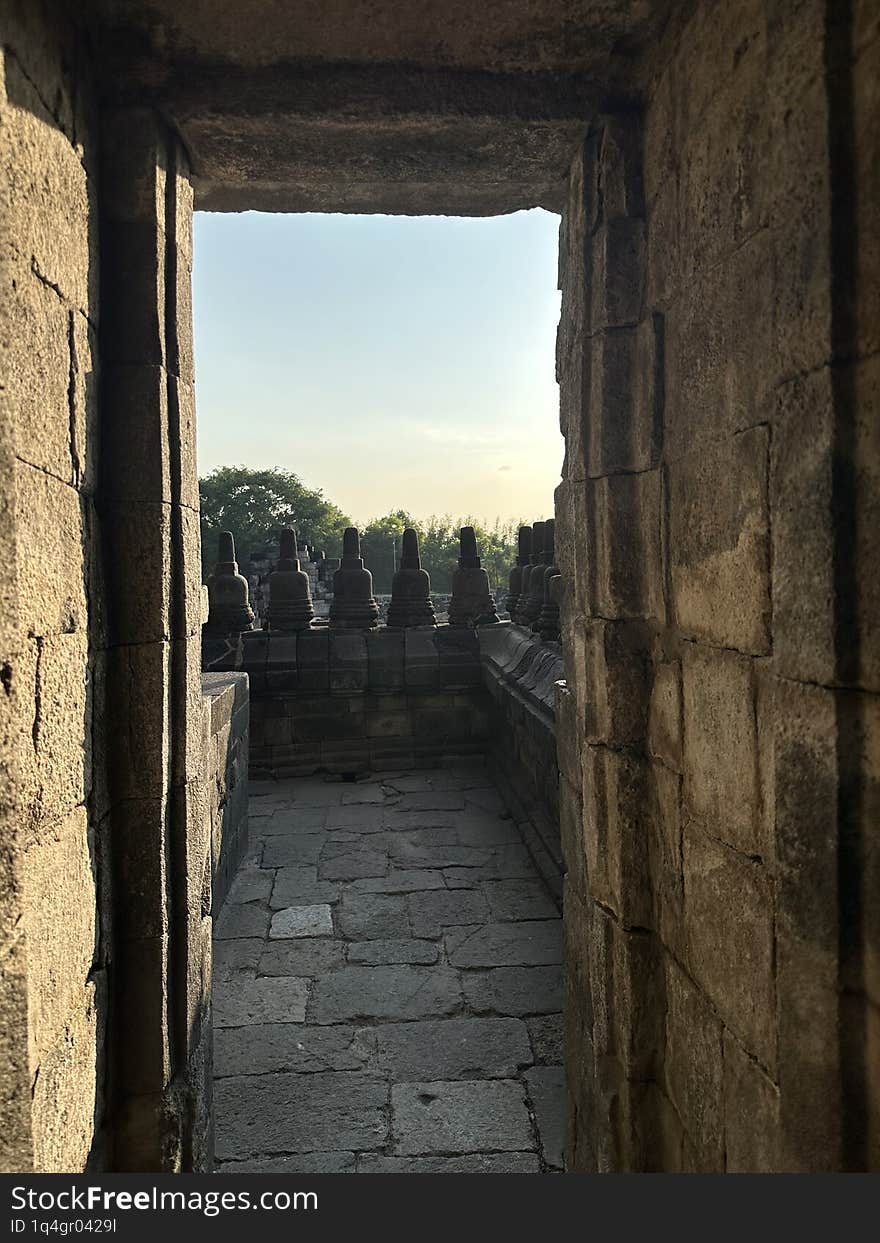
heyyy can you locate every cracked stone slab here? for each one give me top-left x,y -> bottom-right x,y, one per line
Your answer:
483,879 -> 559,921
348,939 -> 439,965
348,869 -> 445,893
527,1014 -> 564,1065
358,1152 -> 541,1173
388,842 -> 495,869
308,965 -> 462,1024
452,812 -> 522,847
341,784 -> 386,804
214,1072 -> 388,1161
448,920 -> 563,967
259,938 -> 347,977
442,845 -> 537,885
336,893 -> 410,940
289,784 -> 347,808
214,1023 -> 375,1077
217,1152 -> 356,1174
383,810 -> 460,831
371,1017 -> 532,1080
319,850 -> 388,880
394,792 -> 466,811
262,834 -> 326,867
408,889 -> 490,938
213,976 -> 309,1027
462,966 -> 562,1016
214,903 -> 271,941
525,1066 -> 566,1170
270,904 -> 334,939
272,866 -> 340,908
213,938 -> 262,982
391,1080 -> 533,1155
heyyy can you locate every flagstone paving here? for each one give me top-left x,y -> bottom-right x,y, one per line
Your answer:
213,763 -> 565,1174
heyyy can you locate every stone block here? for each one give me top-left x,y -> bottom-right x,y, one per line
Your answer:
681,643 -> 761,856
483,880 -> 559,922
435,626 -> 481,687
269,904 -> 334,939
448,921 -> 562,968
366,629 -> 405,690
723,1030 -> 781,1172
336,893 -> 410,940
461,966 -> 562,1016
213,903 -> 270,941
212,976 -> 309,1028
391,1080 -> 533,1156
348,939 -> 438,965
559,775 -> 587,900
683,822 -> 775,1071
525,1066 -> 566,1169
13,461 -> 89,642
587,903 -> 663,1082
373,1017 -> 531,1080
582,745 -> 652,927
408,889 -> 490,938
33,630 -> 89,817
527,1013 -> 563,1066
329,631 -> 368,693
663,958 -> 724,1171
773,676 -> 842,1169
308,965 -> 462,1024
404,629 -> 441,689
358,1152 -> 540,1173
648,653 -> 682,772
587,317 -> 661,476
592,470 -> 663,622
271,867 -> 339,908
590,218 -> 646,331
215,1024 -> 373,1079
295,631 -> 329,691
265,634 -> 298,692
214,1073 -> 387,1161
259,938 -> 346,977
584,619 -> 650,746
240,630 -> 269,692
668,426 -> 770,655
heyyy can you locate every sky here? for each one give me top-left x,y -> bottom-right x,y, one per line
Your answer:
192,210 -> 563,527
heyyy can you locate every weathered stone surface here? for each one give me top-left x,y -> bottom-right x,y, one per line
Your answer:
527,1014 -> 564,1065
392,1080 -> 533,1155
723,1029 -> 780,1172
213,977 -> 309,1028
373,1017 -> 532,1080
349,869 -> 445,893
681,643 -> 761,857
348,939 -> 438,965
214,903 -> 271,941
259,938 -> 346,977
226,868 -> 273,905
358,1152 -> 540,1173
462,967 -> 562,1016
262,834 -> 325,867
663,959 -> 724,1171
336,893 -> 410,940
213,938 -> 262,982
214,1024 -> 374,1078
483,879 -> 559,922
309,966 -> 462,1023
218,1152 -> 356,1174
271,867 -> 340,907
269,904 -> 334,939
319,850 -> 388,880
408,889 -> 490,938
525,1066 -> 566,1169
214,1073 -> 387,1160
449,921 -> 563,967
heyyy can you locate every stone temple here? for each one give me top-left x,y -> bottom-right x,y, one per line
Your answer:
1,0 -> 877,1177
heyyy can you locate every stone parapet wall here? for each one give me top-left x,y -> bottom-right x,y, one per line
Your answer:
243,627 -> 490,776
202,674 -> 250,914
480,625 -> 564,900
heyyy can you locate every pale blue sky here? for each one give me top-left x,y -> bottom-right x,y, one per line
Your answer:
193,210 -> 563,526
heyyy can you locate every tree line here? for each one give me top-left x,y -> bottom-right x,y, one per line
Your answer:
199,465 -> 521,593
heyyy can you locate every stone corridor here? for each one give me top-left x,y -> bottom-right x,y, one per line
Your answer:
212,764 -> 565,1172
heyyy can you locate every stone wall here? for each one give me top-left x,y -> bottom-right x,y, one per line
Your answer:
0,2 -> 105,1173
203,673 -> 250,914
480,626 -> 564,901
245,628 -> 489,777
555,0 -> 879,1172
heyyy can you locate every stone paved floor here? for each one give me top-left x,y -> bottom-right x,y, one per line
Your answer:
212,762 -> 565,1173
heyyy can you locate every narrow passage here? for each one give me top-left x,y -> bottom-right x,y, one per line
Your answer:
213,763 -> 565,1172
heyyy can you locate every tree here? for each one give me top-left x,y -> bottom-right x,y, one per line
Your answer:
361,511 -> 520,594
199,465 -> 351,578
